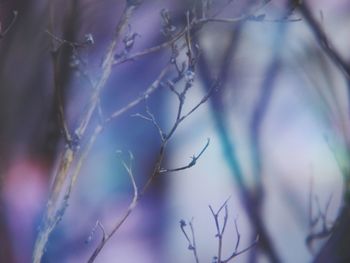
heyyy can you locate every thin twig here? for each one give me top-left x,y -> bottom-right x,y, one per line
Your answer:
180,219 -> 200,263
132,104 -> 166,141
105,65 -> 171,123
87,151 -> 138,263
160,138 -> 210,173
75,3 -> 139,140
65,65 -> 171,208
223,235 -> 259,263
113,3 -> 299,67
209,198 -> 259,263
113,27 -> 187,65
209,198 -> 231,263
87,56 -> 212,260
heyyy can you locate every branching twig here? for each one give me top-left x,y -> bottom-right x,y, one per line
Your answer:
64,65 -> 171,210
180,198 -> 257,263
87,38 -> 213,260
209,197 -> 231,263
113,4 -> 300,67
132,102 -> 166,141
34,2 -> 297,262
180,219 -> 200,263
209,198 -> 258,263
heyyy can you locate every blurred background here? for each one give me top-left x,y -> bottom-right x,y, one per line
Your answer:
0,0 -> 350,262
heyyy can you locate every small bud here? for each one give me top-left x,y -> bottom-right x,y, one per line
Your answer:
123,32 -> 139,52
185,69 -> 195,83
179,219 -> 187,227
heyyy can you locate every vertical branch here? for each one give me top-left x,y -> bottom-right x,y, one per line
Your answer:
209,200 -> 229,263
87,152 -> 138,263
250,22 -> 287,188
180,219 -> 200,263
295,1 -> 350,81
248,21 -> 287,263
86,37 -> 212,260
181,199 -> 257,263
75,2 -> 140,139
33,2 -> 141,262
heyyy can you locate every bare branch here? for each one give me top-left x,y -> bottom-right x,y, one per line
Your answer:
209,197 -> 231,263
132,103 -> 166,141
61,65 -> 171,218
86,220 -> 106,244
33,5 -> 147,259
113,28 -> 187,66
223,234 -> 259,263
75,4 -> 139,140
181,198 -> 256,263
160,138 -> 210,173
112,2 -> 298,67
296,2 -> 350,81
180,219 -> 200,263
105,65 -> 171,123
179,81 -> 217,123
87,151 -> 138,263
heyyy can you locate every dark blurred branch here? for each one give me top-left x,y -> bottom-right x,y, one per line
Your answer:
0,202 -> 15,263
0,10 -> 18,40
250,22 -> 286,185
248,23 -> 287,263
197,13 -> 282,263
296,2 -> 350,81
294,2 -> 350,262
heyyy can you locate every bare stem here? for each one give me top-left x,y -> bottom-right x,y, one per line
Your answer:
87,153 -> 138,263
180,219 -> 200,263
